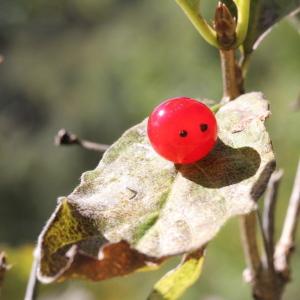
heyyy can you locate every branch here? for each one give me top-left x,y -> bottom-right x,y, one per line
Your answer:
54,129 -> 110,153
240,211 -> 262,280
262,170 -> 284,268
274,159 -> 300,280
219,49 -> 242,100
25,251 -> 39,300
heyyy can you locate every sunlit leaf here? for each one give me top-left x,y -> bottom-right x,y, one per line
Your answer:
37,92 -> 275,283
148,249 -> 204,300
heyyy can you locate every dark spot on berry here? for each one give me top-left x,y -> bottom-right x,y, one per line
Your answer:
179,130 -> 188,137
200,123 -> 208,132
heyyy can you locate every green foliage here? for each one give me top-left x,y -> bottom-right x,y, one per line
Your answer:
148,250 -> 204,300
175,0 -> 218,47
175,0 -> 300,53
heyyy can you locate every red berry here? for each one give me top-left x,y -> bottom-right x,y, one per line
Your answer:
147,97 -> 218,164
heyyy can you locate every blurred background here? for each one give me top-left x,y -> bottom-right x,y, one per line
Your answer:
0,0 -> 299,299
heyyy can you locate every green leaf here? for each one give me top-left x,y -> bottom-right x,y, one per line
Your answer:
37,92 -> 275,283
148,250 -> 204,300
175,0 -> 219,48
243,0 -> 300,55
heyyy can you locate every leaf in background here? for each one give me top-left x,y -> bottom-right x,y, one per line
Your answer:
148,249 -> 204,300
243,0 -> 300,55
37,92 -> 275,284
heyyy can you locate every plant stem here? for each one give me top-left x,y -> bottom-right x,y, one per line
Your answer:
274,159 -> 300,279
233,0 -> 250,46
219,49 -> 241,100
25,253 -> 39,300
54,129 -> 110,153
240,211 -> 261,277
175,0 -> 218,48
262,170 -> 284,269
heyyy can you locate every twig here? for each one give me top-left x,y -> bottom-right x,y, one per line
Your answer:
219,49 -> 241,100
25,252 -> 39,300
55,129 -> 110,152
240,211 -> 282,300
214,2 -> 265,295
274,160 -> 300,280
262,170 -> 284,268
240,211 -> 262,279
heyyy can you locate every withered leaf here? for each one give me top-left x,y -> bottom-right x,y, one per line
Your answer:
37,92 -> 275,283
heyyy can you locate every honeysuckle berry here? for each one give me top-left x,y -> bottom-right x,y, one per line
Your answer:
147,97 -> 218,164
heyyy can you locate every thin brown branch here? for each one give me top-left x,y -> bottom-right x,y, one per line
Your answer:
240,211 -> 262,279
55,129 -> 110,153
25,252 -> 39,300
262,170 -> 284,268
274,159 -> 300,280
241,211 -> 283,300
219,49 -> 242,100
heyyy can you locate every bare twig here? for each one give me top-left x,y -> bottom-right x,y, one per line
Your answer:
274,160 -> 300,280
240,210 -> 282,300
219,49 -> 243,101
240,211 -> 262,278
25,252 -> 39,300
262,170 -> 284,268
55,129 -> 110,153
214,2 -> 264,294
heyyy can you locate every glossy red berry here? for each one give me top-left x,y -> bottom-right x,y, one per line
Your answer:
147,97 -> 218,164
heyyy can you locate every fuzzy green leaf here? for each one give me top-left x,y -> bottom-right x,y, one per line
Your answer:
37,92 -> 275,283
